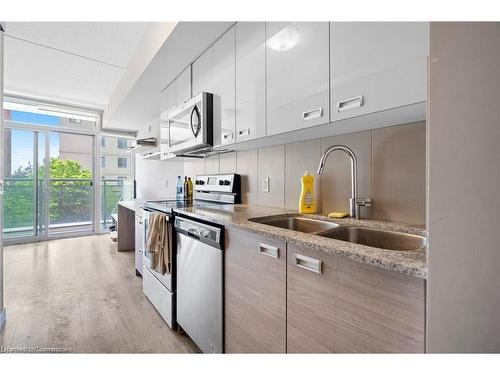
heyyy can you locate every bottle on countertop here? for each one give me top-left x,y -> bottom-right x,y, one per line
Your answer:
176,176 -> 184,201
187,177 -> 193,201
183,176 -> 188,200
299,171 -> 317,214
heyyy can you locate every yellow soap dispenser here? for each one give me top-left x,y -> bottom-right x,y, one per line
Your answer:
299,171 -> 317,214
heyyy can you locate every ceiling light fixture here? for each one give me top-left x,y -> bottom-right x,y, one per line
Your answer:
267,24 -> 301,52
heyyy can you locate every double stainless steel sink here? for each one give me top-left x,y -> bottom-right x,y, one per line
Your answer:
253,216 -> 340,233
249,215 -> 426,252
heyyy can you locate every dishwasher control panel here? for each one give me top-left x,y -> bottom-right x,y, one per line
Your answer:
174,216 -> 222,249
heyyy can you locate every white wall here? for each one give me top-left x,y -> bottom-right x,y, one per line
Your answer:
427,22 -> 500,352
134,115 -> 185,200
135,155 -> 183,200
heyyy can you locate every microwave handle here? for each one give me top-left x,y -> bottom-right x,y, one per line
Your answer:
190,105 -> 201,137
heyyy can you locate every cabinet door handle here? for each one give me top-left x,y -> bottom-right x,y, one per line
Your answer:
337,96 -> 364,112
238,128 -> 251,137
302,107 -> 323,121
222,132 -> 234,141
294,253 -> 322,274
259,243 -> 279,259
138,249 -> 143,254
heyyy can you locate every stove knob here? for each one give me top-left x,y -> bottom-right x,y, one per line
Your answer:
224,180 -> 231,186
219,180 -> 224,185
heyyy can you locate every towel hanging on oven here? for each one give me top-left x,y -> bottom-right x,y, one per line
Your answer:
146,212 -> 171,275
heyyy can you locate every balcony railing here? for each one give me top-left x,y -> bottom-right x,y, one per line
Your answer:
2,177 -> 133,238
101,179 -> 134,230
48,178 -> 93,235
2,178 -> 38,238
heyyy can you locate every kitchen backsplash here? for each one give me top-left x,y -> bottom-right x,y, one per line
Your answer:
183,121 -> 426,225
136,155 -> 183,199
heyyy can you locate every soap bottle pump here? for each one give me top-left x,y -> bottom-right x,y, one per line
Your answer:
299,171 -> 317,214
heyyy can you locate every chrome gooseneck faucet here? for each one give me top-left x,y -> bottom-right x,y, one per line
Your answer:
317,145 -> 371,219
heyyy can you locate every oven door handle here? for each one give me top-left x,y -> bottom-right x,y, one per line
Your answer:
190,105 -> 201,138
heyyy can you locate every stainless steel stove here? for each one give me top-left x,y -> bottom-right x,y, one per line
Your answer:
143,173 -> 241,213
143,198 -> 234,213
140,173 -> 239,345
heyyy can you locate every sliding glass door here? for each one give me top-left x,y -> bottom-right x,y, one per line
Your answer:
2,127 -> 95,242
47,131 -> 94,236
2,128 -> 44,240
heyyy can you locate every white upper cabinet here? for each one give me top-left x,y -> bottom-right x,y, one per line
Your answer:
330,22 -> 428,122
192,47 -> 213,97
160,81 -> 177,160
176,65 -> 192,106
266,22 -> 330,136
235,22 -> 266,142
212,25 -> 236,147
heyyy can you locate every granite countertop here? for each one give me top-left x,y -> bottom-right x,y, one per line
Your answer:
172,204 -> 427,279
117,200 -> 138,211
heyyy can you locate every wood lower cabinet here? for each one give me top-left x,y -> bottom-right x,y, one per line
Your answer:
286,244 -> 425,353
224,228 -> 286,353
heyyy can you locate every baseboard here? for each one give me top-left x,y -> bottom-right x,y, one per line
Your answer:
0,308 -> 5,331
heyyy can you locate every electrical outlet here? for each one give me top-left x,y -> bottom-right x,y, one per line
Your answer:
262,177 -> 270,193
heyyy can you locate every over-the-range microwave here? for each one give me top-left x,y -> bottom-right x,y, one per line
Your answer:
163,92 -> 215,157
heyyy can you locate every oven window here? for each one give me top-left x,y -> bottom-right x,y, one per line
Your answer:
169,105 -> 197,148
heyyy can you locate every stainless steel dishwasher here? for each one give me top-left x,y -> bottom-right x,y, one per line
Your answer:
174,216 -> 223,353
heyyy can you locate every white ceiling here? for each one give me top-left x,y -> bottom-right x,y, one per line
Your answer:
105,22 -> 235,131
3,22 -> 150,109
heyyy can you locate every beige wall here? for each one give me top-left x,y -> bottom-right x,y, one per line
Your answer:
427,22 -> 500,353
184,121 -> 426,225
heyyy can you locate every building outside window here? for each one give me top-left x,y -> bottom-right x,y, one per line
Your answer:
117,157 -> 128,168
100,135 -> 134,230
101,156 -> 105,168
117,138 -> 129,149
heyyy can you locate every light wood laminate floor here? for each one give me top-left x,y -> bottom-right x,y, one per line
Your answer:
0,235 -> 199,353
